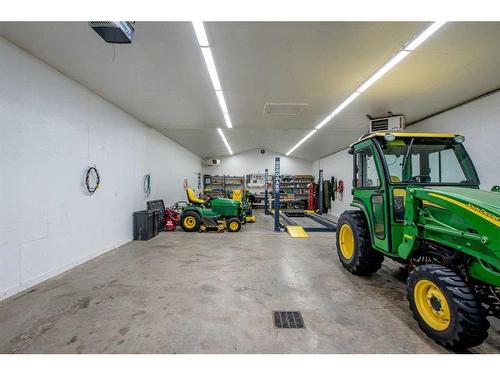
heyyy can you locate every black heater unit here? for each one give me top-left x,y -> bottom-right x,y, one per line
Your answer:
89,21 -> 135,44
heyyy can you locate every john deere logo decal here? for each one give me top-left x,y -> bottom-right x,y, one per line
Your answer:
468,203 -> 500,223
428,193 -> 500,227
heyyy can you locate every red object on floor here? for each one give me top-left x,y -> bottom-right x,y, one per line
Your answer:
164,208 -> 180,231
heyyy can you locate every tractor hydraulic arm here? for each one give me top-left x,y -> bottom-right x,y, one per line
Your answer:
397,187 -> 500,269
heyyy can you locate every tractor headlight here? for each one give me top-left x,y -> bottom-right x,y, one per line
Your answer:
384,133 -> 396,142
453,135 -> 465,143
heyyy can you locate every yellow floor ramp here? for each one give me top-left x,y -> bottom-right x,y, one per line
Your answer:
286,225 -> 309,238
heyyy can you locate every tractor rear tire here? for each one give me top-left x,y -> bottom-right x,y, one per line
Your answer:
227,218 -> 242,232
336,210 -> 384,276
180,211 -> 202,232
407,264 -> 489,350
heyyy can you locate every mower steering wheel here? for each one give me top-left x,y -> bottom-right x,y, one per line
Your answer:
204,194 -> 216,204
406,175 -> 431,183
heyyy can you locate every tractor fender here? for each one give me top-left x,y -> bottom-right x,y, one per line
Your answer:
182,206 -> 202,215
350,199 -> 377,246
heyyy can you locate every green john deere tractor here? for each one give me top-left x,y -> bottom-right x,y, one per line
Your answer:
180,188 -> 244,232
337,131 -> 500,349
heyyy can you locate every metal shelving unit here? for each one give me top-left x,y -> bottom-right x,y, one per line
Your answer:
203,174 -> 245,196
270,174 -> 314,210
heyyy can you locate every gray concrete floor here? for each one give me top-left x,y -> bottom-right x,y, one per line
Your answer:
1,212 -> 499,354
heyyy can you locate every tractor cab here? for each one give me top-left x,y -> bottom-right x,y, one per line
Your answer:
349,132 -> 480,256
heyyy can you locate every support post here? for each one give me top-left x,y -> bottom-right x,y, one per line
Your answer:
318,169 -> 324,215
274,158 -> 281,232
264,168 -> 269,215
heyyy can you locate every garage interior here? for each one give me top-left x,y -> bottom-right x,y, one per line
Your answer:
1,21 -> 499,354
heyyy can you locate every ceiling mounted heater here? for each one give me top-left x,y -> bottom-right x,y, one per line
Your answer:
89,21 -> 135,44
369,115 -> 405,132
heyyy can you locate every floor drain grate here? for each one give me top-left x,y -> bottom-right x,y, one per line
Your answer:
273,311 -> 304,328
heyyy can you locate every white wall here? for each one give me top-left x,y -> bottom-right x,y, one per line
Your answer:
313,149 -> 353,219
407,92 -> 500,190
314,91 -> 500,218
0,37 -> 202,300
205,148 -> 313,177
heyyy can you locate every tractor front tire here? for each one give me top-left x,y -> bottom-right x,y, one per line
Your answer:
407,264 -> 489,350
227,218 -> 242,232
336,210 -> 384,275
180,212 -> 202,232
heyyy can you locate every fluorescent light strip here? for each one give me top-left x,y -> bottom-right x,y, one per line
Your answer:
316,92 -> 361,130
286,130 -> 317,156
223,113 -> 233,128
200,47 -> 222,91
215,90 -> 229,114
192,21 -> 234,153
217,128 -> 233,155
356,51 -> 410,93
405,21 -> 447,51
287,21 -> 446,155
192,21 -> 209,47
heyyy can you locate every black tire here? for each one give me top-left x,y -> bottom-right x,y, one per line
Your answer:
180,211 -> 202,232
407,264 -> 489,350
227,217 -> 242,232
336,210 -> 384,275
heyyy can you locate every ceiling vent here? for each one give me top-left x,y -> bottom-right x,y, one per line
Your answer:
263,103 -> 309,116
369,115 -> 406,132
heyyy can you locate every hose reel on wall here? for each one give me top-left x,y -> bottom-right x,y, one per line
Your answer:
85,166 -> 100,195
144,174 -> 152,198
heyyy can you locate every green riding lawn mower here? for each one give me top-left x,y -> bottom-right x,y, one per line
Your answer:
180,188 -> 245,232
337,131 -> 500,349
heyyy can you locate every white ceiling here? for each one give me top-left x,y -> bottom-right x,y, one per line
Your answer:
1,22 -> 499,160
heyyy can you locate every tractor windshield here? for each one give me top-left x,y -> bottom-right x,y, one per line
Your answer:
378,137 -> 479,185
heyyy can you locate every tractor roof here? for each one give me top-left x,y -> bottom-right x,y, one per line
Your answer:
349,132 -> 460,147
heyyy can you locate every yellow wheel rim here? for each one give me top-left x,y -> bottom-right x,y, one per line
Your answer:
414,279 -> 451,331
229,221 -> 239,231
183,216 -> 196,229
339,224 -> 355,259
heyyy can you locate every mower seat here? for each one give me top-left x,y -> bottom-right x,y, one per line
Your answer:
186,188 -> 206,205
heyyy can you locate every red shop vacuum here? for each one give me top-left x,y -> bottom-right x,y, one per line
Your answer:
164,207 -> 180,231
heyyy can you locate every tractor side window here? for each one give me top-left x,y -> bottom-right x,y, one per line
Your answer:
371,195 -> 385,239
393,188 -> 406,222
355,147 -> 380,188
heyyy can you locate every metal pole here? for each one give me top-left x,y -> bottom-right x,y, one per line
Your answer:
318,169 -> 324,215
264,168 -> 269,215
274,157 -> 281,232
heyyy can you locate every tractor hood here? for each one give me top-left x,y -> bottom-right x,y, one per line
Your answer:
423,186 -> 500,227
211,197 -> 240,208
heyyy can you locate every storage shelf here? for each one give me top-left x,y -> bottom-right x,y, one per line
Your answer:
203,174 -> 245,194
269,174 -> 314,210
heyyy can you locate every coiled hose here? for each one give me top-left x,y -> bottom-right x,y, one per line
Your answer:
85,166 -> 100,195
